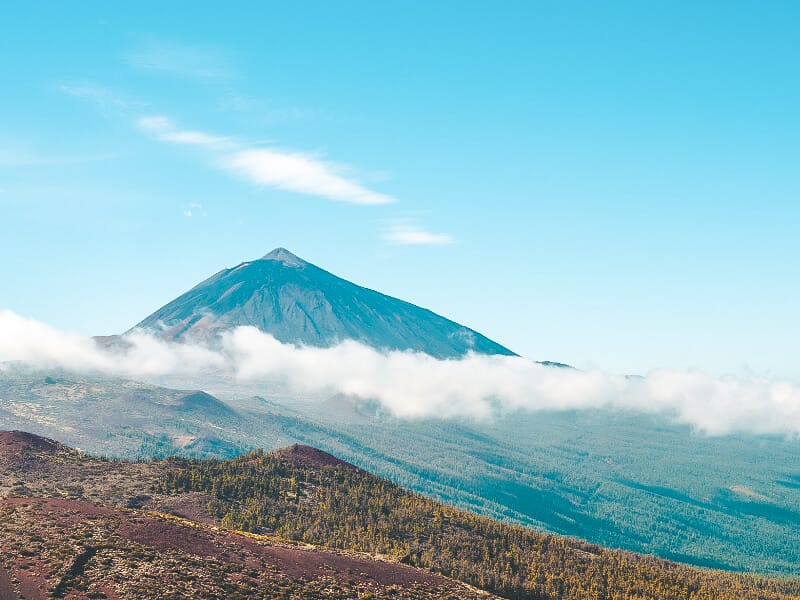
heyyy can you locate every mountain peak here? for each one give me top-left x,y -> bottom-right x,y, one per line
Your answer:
132,249 -> 516,358
260,247 -> 307,267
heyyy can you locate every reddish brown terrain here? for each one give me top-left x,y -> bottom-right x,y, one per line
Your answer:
0,431 -> 64,454
0,430 -> 163,505
0,497 -> 487,599
0,431 -> 492,600
273,443 -> 359,470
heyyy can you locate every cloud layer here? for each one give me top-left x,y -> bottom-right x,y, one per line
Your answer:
2,309 -> 798,436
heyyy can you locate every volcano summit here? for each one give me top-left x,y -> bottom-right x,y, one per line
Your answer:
131,248 -> 515,359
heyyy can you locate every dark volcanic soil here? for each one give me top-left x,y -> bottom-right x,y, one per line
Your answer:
273,443 -> 358,470
0,431 -> 65,455
0,497 -> 489,600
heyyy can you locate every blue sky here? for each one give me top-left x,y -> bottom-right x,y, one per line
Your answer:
1,1 -> 798,377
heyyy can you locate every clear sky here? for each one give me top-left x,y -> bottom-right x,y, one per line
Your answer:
1,1 -> 798,378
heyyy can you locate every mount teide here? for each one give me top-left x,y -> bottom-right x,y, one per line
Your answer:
130,248 -> 515,359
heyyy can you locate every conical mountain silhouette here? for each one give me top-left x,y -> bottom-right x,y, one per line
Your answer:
132,248 -> 515,358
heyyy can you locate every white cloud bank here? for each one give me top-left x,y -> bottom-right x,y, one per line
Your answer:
0,311 -> 225,376
136,114 -> 394,205
2,309 -> 798,436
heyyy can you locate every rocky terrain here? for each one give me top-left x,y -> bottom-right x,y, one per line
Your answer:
0,431 -> 491,600
0,498 -> 486,600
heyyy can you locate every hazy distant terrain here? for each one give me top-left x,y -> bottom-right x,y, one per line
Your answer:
0,367 -> 287,458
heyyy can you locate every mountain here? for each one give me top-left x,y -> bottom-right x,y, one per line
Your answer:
130,247 -> 515,358
2,431 -> 799,600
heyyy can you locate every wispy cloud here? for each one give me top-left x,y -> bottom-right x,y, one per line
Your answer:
126,37 -> 234,81
218,93 -> 319,125
58,82 -> 144,113
383,220 -> 454,245
137,114 -> 395,205
183,203 -> 206,218
0,142 -> 114,168
2,309 -> 800,436
222,149 -> 394,205
0,147 -> 58,168
60,68 -> 393,207
137,116 -> 232,149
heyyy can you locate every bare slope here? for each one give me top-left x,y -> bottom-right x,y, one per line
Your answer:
0,431 -> 490,600
0,498 -> 485,600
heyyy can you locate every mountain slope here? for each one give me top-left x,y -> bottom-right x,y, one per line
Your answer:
131,247 -> 515,358
0,431 -> 494,600
0,499 -> 488,600
2,431 -> 799,600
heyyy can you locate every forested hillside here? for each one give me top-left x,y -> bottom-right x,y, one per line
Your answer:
160,445 -> 800,600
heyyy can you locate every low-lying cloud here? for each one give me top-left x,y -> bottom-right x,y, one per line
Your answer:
1,310 -> 798,436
